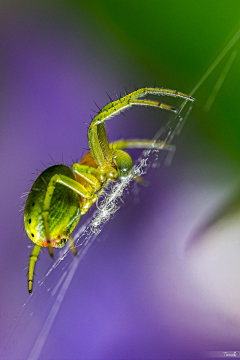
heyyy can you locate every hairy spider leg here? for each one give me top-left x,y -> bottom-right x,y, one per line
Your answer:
88,100 -> 176,168
88,88 -> 195,169
100,87 -> 195,114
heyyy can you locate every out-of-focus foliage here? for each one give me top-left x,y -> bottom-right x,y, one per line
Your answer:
40,0 -> 240,160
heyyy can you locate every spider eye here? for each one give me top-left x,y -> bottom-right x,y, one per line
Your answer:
61,237 -> 67,245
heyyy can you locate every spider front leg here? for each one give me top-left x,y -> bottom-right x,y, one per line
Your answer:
100,87 -> 195,114
88,87 -> 194,168
88,99 -> 177,168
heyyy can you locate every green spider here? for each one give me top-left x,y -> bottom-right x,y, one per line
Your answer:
24,87 -> 195,293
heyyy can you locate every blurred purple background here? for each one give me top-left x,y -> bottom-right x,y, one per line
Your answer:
1,2 -> 240,360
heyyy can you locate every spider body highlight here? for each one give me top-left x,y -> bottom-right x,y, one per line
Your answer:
24,87 -> 195,293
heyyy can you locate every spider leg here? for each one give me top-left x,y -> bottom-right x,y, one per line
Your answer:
109,139 -> 175,151
100,87 -> 195,114
68,235 -> 77,256
89,100 -> 176,168
73,164 -> 117,179
73,163 -> 117,184
110,139 -> 175,185
88,88 -> 194,169
124,99 -> 178,113
123,87 -> 195,102
28,244 -> 41,293
91,99 -> 178,130
73,164 -> 102,190
42,174 -> 92,259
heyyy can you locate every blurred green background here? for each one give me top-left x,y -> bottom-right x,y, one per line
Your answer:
43,0 -> 240,160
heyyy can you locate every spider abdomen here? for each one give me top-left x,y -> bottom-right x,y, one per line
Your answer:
24,165 -> 81,248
